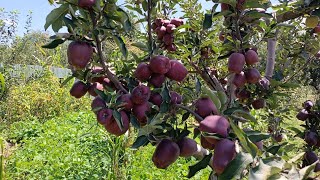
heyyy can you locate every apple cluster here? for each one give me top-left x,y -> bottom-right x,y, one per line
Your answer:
152,18 -> 183,52
228,49 -> 269,110
295,100 -> 320,172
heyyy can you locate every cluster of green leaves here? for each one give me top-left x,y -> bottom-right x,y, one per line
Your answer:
0,70 -> 90,126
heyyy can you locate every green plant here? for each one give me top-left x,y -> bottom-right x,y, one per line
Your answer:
0,70 -> 90,125
6,111 -> 128,179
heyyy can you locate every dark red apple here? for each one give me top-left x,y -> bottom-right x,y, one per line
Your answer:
200,135 -> 215,150
67,41 -> 93,69
221,3 -> 229,11
315,163 -> 320,172
89,66 -> 105,83
219,32 -> 225,41
235,88 -> 250,100
70,81 -> 89,98
254,141 -> 263,150
163,34 -> 174,46
165,60 -> 188,82
155,18 -> 164,26
212,139 -> 236,175
170,18 -> 183,27
314,25 -> 320,33
149,92 -> 163,107
162,20 -> 170,26
195,98 -> 218,118
132,102 -> 151,126
91,96 -> 106,114
304,151 -> 318,165
131,85 -> 151,105
305,131 -> 318,146
88,82 -> 104,96
149,73 -> 166,88
155,26 -> 167,39
273,133 -> 283,142
104,111 -> 130,136
166,24 -> 176,33
245,68 -> 261,84
170,91 -> 182,104
166,44 -> 177,52
134,63 -> 152,81
149,55 -> 171,74
96,108 -> 113,125
245,49 -> 259,65
296,109 -> 309,121
233,71 -> 246,87
117,94 -> 133,111
303,100 -> 314,111
199,115 -> 230,138
177,137 -> 198,157
152,139 -> 180,169
228,53 -> 245,74
252,98 -> 266,109
78,0 -> 96,9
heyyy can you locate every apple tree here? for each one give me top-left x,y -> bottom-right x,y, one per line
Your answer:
43,0 -> 320,179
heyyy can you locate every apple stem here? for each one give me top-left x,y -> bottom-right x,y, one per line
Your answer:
174,104 -> 204,122
89,10 -> 129,94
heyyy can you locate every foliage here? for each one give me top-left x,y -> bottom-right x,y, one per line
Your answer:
0,70 -> 90,125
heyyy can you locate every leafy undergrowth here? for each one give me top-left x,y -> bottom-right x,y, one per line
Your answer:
4,111 -> 211,180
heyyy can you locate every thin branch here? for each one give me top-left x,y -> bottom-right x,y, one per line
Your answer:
89,10 -> 128,94
174,104 -> 204,122
265,37 -> 277,79
147,0 -> 153,53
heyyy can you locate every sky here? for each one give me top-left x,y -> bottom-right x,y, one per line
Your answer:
0,0 -> 278,36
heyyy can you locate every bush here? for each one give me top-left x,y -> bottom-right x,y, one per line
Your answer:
0,70 -> 90,125
6,111 -> 128,179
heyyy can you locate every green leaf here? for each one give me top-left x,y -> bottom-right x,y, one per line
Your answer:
299,161 -> 318,180
131,42 -> 148,51
131,136 -> 149,149
117,8 -> 132,32
182,112 -> 190,122
44,4 -> 69,31
218,152 -> 253,180
187,154 -> 212,178
130,115 -> 140,129
113,35 -> 128,58
0,72 -> 5,96
95,89 -> 111,103
231,110 -> 257,123
42,39 -> 65,49
160,84 -> 170,113
112,110 -> 123,131
203,13 -> 213,30
202,86 -> 221,111
266,143 -> 287,155
249,159 -> 282,180
230,120 -> 258,157
244,10 -> 273,19
60,76 -> 74,87
246,131 -> 271,142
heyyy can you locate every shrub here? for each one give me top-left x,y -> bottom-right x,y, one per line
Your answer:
0,70 -> 90,125
6,111 -> 128,179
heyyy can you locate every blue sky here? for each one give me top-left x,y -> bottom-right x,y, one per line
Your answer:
0,0 -> 278,36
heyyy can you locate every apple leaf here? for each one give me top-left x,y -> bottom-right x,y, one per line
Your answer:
112,34 -> 128,58
266,143 -> 287,155
218,0 -> 237,7
60,76 -> 74,87
245,130 -> 271,142
44,4 -> 69,31
117,8 -> 132,32
113,110 -> 124,131
299,161 -> 318,179
182,112 -> 190,122
249,159 -> 282,180
131,135 -> 149,149
130,115 -> 141,129
218,152 -> 253,180
203,13 -> 212,30
42,39 -> 65,49
230,120 -> 258,157
231,110 -> 257,123
187,153 -> 212,178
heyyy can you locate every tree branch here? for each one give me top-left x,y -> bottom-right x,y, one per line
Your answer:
89,11 -> 128,94
265,37 -> 277,79
147,0 -> 153,53
174,104 -> 204,122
